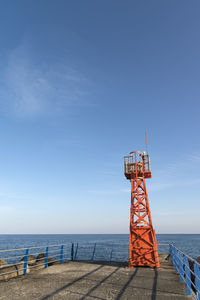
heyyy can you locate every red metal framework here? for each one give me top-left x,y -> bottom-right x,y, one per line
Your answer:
124,151 -> 160,268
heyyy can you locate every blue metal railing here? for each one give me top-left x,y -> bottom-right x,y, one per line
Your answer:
0,240 -> 199,299
0,242 -> 130,280
0,243 -> 73,279
73,242 -> 129,261
170,244 -> 200,299
0,242 -> 167,279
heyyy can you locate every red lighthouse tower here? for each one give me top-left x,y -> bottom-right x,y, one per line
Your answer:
124,145 -> 160,268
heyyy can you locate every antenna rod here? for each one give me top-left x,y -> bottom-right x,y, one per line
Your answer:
145,129 -> 149,155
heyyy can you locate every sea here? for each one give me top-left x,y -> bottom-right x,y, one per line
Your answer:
0,234 -> 199,259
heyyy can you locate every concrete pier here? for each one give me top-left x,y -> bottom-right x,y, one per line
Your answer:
0,256 -> 193,299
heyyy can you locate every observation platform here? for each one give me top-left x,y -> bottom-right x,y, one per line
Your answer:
0,255 -> 193,300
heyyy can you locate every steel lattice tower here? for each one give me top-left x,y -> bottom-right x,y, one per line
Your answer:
124,150 -> 160,268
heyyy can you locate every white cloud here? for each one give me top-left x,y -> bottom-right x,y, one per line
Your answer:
148,152 -> 200,192
88,189 -> 116,195
1,43 -> 90,118
120,188 -> 130,193
188,153 -> 200,161
148,182 -> 175,192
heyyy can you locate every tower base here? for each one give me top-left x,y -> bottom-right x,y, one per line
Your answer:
129,226 -> 160,268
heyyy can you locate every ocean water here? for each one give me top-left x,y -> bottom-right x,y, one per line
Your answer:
0,234 -> 199,259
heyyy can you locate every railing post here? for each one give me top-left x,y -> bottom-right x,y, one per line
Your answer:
184,256 -> 191,295
71,243 -> 74,261
171,246 -> 175,266
169,244 -> 174,265
92,243 -> 96,260
178,251 -> 184,282
74,243 -> 78,260
171,246 -> 177,272
110,244 -> 113,262
60,245 -> 64,264
174,248 -> 179,274
169,244 -> 172,256
45,247 -> 48,268
194,263 -> 200,300
23,249 -> 29,275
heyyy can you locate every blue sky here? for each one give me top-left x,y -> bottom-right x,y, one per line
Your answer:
0,0 -> 199,234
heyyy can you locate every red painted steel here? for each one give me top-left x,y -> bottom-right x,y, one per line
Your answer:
124,151 -> 160,268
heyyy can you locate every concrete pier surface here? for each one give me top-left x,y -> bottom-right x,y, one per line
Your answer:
0,256 -> 193,300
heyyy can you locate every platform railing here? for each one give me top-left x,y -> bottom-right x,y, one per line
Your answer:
1,241 -> 199,299
0,242 -> 169,279
170,244 -> 200,300
0,242 -> 130,279
72,242 -> 129,261
0,243 -> 73,278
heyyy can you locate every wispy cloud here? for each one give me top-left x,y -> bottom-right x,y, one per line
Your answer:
1,43 -> 90,118
88,188 -> 132,195
120,188 -> 129,193
148,182 -> 175,192
88,153 -> 200,196
188,153 -> 200,161
148,153 -> 200,192
88,189 -> 117,195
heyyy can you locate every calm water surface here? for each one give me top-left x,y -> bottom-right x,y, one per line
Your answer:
0,234 -> 199,258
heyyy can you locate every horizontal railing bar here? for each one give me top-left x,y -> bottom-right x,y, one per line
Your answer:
28,263 -> 46,269
0,250 -> 71,264
170,244 -> 200,299
0,243 -> 72,253
172,244 -> 200,268
172,251 -> 197,279
0,242 -> 171,253
0,270 -> 19,277
172,251 -> 200,287
172,254 -> 196,290
0,254 -> 25,260
0,260 -> 28,268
